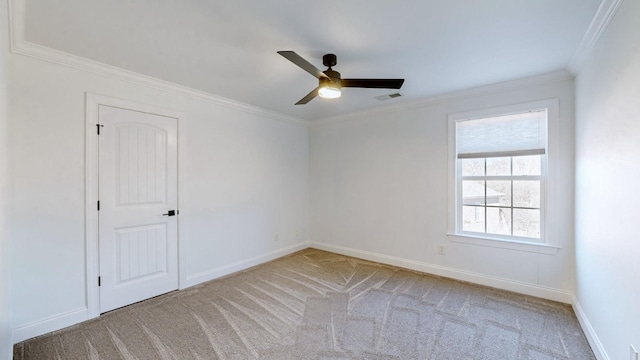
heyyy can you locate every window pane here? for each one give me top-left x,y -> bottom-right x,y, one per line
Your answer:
513,209 -> 540,238
462,181 -> 486,205
486,180 -> 511,206
487,207 -> 511,236
513,155 -> 541,176
462,205 -> 485,233
513,181 -> 540,208
461,158 -> 484,176
486,157 -> 510,176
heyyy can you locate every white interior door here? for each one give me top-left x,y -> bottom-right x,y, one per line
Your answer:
98,104 -> 178,313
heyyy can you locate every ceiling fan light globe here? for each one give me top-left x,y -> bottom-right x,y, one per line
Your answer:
318,86 -> 341,99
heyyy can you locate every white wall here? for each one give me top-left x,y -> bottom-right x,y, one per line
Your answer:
0,0 -> 12,357
310,76 -> 576,300
574,0 -> 640,359
12,6 -> 637,357
8,53 -> 309,340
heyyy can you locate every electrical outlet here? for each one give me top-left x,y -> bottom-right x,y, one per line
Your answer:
274,233 -> 279,242
631,344 -> 638,360
438,245 -> 446,255
295,229 -> 300,237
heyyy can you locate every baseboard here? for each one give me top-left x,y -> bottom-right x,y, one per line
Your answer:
12,242 -> 309,344
184,241 -> 311,288
309,241 -> 573,304
572,295 -> 610,360
12,306 -> 88,344
10,242 -> 606,360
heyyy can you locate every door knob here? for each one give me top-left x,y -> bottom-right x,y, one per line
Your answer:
162,210 -> 178,216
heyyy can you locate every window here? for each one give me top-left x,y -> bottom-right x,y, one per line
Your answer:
460,153 -> 544,239
448,99 -> 560,252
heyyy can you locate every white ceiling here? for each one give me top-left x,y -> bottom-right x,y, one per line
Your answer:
24,0 -> 601,121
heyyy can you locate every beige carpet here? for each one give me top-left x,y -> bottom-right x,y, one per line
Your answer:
14,249 -> 595,359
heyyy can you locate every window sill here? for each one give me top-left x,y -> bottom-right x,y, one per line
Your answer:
446,233 -> 560,255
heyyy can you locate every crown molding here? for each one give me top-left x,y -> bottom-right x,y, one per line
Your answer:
311,69 -> 574,126
8,0 -> 600,128
7,0 -> 309,128
568,0 -> 624,75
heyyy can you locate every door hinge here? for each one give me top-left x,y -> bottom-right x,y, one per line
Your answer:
97,200 -> 100,211
98,276 -> 101,286
96,124 -> 104,135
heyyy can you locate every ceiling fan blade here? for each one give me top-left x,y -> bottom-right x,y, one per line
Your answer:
342,79 -> 405,89
295,87 -> 320,105
278,51 -> 329,80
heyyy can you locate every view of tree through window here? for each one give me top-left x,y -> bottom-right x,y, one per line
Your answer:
460,155 -> 542,239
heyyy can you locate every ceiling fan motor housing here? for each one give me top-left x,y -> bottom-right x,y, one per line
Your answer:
320,76 -> 341,88
323,68 -> 341,83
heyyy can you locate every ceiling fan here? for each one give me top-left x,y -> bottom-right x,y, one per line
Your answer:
277,51 -> 405,105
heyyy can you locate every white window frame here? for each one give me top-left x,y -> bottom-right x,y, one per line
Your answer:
447,99 -> 561,254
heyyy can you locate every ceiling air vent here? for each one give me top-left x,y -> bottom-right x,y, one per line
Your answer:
375,93 -> 402,101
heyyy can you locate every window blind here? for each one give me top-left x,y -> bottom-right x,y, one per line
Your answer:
456,110 -> 547,159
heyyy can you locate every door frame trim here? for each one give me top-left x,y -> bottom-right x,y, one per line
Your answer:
85,93 -> 186,318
